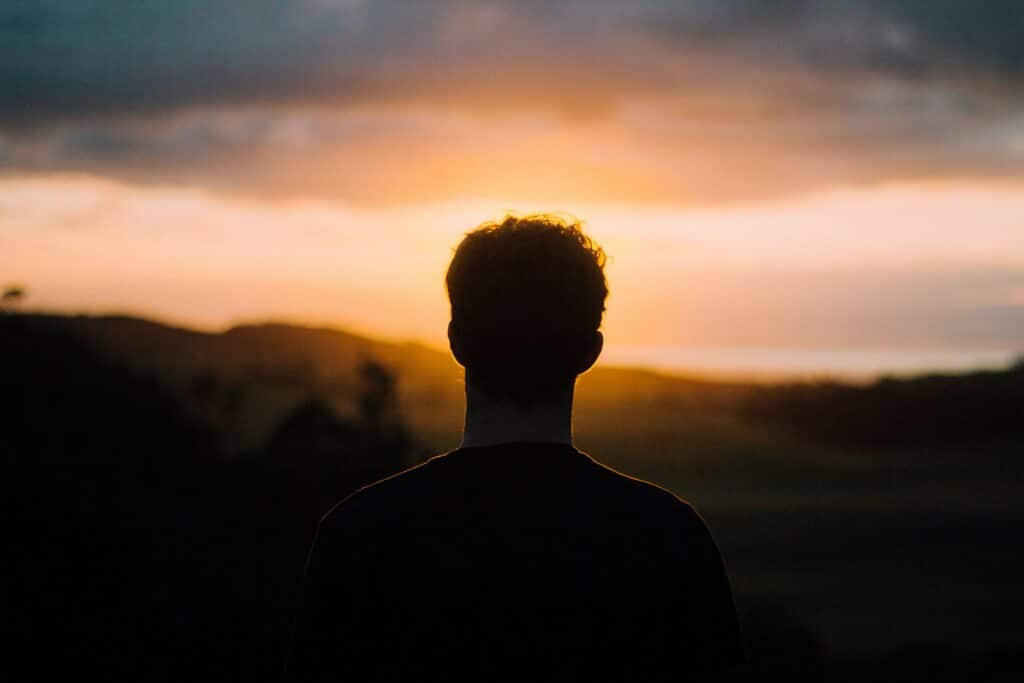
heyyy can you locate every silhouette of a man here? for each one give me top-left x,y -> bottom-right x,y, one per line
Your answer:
287,215 -> 746,680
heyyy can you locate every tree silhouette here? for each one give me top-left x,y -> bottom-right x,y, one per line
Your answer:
1,284 -> 26,311
357,358 -> 400,432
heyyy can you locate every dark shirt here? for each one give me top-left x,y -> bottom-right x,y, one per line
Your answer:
287,442 -> 746,681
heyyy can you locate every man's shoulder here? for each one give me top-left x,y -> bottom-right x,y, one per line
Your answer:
583,453 -> 701,519
317,453 -> 447,532
318,446 -> 705,533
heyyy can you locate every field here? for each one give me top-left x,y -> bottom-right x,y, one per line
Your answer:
5,313 -> 1022,680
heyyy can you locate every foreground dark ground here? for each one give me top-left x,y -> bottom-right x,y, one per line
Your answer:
4,314 -> 1022,681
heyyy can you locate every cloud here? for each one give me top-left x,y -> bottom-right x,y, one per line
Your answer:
1,1 -> 1023,204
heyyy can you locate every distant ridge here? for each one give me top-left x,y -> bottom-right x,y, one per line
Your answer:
11,312 -> 1022,459
30,312 -> 739,396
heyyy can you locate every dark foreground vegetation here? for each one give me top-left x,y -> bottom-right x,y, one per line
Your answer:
4,313 -> 1022,681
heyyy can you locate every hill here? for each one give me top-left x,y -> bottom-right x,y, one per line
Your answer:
5,312 -> 1023,675
10,312 -> 1022,470
34,313 -> 755,457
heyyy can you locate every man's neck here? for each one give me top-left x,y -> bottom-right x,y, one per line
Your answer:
460,380 -> 575,449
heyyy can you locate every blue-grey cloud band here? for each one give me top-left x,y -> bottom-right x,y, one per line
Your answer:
1,0 -> 1022,203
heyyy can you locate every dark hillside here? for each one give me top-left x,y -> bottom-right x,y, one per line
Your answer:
5,312 -> 1023,680
3,315 -> 419,679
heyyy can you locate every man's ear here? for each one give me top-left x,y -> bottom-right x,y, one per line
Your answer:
448,320 -> 467,367
577,330 -> 603,374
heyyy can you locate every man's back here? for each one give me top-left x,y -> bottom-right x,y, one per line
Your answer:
288,442 -> 745,680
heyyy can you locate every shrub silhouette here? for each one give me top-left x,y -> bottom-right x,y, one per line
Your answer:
4,315 -> 418,679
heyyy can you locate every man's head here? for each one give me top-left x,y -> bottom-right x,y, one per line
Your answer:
446,214 -> 607,408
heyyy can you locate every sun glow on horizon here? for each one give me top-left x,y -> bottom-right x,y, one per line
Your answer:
4,173 -> 1024,356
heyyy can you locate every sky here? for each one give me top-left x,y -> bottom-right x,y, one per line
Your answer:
2,1 -> 1024,367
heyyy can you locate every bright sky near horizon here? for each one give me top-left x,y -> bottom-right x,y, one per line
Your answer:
3,2 -> 1024,365
4,174 -> 1024,356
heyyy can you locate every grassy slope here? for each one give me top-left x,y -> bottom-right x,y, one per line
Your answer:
47,312 -> 1021,503
24,312 -> 1024,654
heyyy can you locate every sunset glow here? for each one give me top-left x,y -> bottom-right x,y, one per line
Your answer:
4,1 -> 1024,374
4,173 -> 1023,369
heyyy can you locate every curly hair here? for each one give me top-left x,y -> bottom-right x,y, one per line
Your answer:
446,213 -> 608,407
